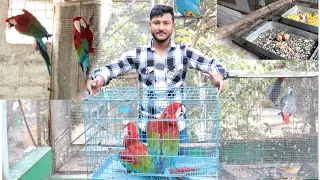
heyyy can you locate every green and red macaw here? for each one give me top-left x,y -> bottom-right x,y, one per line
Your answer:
6,9 -> 52,76
73,17 -> 94,85
147,102 -> 185,173
118,122 -> 157,173
119,122 -> 199,178
176,0 -> 201,16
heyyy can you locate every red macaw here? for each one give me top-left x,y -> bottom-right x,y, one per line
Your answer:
119,122 -> 199,178
73,16 -> 94,93
147,102 -> 185,173
6,9 -> 52,75
118,122 -> 157,173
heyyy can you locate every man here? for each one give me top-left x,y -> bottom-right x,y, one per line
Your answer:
88,5 -> 228,154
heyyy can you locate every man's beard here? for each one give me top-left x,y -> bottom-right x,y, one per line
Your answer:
151,31 -> 171,43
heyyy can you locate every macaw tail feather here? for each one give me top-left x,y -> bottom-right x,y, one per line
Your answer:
169,167 -> 200,174
35,38 -> 51,76
80,55 -> 90,79
282,113 -> 291,124
164,166 -> 200,180
156,156 -> 165,174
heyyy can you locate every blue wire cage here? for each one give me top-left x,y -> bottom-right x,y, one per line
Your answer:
83,86 -> 220,179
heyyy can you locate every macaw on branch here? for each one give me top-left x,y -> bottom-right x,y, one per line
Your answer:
147,102 -> 185,173
278,87 -> 295,124
269,77 -> 285,106
73,17 -> 94,80
176,0 -> 201,16
6,9 -> 52,75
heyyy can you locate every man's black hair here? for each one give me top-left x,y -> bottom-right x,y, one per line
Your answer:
150,5 -> 174,23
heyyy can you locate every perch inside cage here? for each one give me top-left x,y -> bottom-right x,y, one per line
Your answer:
83,86 -> 220,179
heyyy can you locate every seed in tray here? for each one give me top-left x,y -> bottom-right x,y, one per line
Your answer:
252,27 -> 317,60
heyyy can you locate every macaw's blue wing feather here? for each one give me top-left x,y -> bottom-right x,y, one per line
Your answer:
191,0 -> 200,6
35,38 -> 51,76
176,0 -> 186,16
185,0 -> 200,16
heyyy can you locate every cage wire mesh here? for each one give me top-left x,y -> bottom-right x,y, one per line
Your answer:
83,86 -> 220,179
50,100 -> 87,173
6,100 -> 50,167
219,77 -> 318,179
53,2 -> 101,100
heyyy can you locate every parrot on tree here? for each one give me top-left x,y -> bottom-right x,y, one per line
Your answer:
278,87 -> 295,124
119,122 -> 199,178
176,0 -> 201,16
147,102 -> 185,174
73,17 -> 94,93
6,9 -> 52,76
269,77 -> 285,106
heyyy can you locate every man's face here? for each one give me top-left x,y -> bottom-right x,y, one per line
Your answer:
149,13 -> 175,43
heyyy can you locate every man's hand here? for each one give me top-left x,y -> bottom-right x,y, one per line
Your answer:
208,72 -> 226,94
87,76 -> 105,95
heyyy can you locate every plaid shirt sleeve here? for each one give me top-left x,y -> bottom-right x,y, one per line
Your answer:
90,50 -> 137,85
185,47 -> 228,80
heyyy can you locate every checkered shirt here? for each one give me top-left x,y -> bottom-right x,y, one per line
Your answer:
91,39 -> 228,131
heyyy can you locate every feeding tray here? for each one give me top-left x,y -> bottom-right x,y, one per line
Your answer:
280,5 -> 318,34
243,21 -> 318,60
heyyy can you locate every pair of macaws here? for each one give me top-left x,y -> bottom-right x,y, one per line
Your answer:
176,0 -> 201,16
118,102 -> 199,177
5,10 -> 94,82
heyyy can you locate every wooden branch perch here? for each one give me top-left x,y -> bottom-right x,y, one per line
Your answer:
216,0 -> 294,39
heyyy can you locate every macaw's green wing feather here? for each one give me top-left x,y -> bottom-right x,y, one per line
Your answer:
75,37 -> 90,78
147,128 -> 161,165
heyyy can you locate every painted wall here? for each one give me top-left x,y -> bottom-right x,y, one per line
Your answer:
9,147 -> 53,180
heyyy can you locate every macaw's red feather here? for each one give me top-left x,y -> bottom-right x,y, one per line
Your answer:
7,9 -> 49,38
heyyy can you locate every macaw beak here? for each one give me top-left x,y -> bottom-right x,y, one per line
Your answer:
6,21 -> 14,29
74,20 -> 81,33
6,22 -> 10,29
174,103 -> 185,119
79,19 -> 87,29
6,19 -> 17,29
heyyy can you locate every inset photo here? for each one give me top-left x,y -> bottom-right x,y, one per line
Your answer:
216,0 -> 318,60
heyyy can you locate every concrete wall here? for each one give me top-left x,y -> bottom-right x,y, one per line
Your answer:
0,0 -> 51,100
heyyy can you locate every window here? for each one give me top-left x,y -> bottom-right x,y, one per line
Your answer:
6,1 -> 53,44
